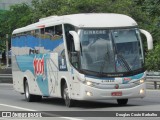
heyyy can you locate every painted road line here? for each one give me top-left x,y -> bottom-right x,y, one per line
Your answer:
0,104 -> 36,111
0,103 -> 83,120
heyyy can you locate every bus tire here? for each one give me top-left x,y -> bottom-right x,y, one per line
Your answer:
117,99 -> 128,105
24,80 -> 42,102
63,83 -> 74,107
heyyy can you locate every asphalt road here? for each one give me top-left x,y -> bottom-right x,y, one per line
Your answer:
0,83 -> 160,120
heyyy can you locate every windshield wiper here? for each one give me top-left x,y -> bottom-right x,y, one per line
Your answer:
110,31 -> 132,72
116,53 -> 132,72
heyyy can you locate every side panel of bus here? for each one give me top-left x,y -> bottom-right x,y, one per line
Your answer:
11,25 -> 69,97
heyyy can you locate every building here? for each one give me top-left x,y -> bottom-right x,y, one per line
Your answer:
0,0 -> 32,10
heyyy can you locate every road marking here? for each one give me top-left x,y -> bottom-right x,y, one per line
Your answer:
0,103 -> 83,120
0,103 -> 36,111
60,117 -> 84,120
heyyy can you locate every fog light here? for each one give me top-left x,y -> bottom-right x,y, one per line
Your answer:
86,91 -> 93,96
140,89 -> 144,94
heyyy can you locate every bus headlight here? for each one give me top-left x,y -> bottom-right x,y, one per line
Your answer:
84,80 -> 99,87
140,79 -> 145,84
86,81 -> 93,86
133,78 -> 145,84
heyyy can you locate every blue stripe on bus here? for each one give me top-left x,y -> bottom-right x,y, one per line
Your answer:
12,35 -> 63,51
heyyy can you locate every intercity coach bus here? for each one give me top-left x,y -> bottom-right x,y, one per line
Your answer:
11,13 -> 153,107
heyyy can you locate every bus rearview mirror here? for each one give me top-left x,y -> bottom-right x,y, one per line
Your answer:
140,29 -> 153,50
69,31 -> 80,51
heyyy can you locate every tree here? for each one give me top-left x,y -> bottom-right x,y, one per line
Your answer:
0,10 -> 8,52
146,41 -> 160,70
139,0 -> 160,70
30,0 -> 146,22
0,3 -> 32,63
6,3 -> 32,34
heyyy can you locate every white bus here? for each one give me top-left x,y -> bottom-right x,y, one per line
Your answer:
11,13 -> 153,107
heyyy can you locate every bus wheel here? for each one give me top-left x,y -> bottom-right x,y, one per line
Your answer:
117,99 -> 128,105
24,80 -> 42,102
63,83 -> 74,107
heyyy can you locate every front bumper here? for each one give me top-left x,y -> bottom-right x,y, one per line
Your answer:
74,83 -> 146,100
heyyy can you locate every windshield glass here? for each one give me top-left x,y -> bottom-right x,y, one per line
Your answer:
79,28 -> 144,75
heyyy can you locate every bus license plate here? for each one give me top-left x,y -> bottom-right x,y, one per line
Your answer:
111,92 -> 122,96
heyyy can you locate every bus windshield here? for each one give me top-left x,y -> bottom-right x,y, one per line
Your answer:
79,28 -> 144,75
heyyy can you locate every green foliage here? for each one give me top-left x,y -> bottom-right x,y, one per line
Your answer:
140,0 -> 160,70
0,3 -> 32,51
6,3 -> 32,33
146,41 -> 160,70
0,10 -> 8,51
31,0 -> 140,21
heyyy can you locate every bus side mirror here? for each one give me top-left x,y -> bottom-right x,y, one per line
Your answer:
69,31 -> 80,51
140,29 -> 153,50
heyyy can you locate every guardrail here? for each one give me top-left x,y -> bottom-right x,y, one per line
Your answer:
0,74 -> 12,83
146,76 -> 160,89
0,74 -> 12,78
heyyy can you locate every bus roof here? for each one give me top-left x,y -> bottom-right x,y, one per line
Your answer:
12,13 -> 138,34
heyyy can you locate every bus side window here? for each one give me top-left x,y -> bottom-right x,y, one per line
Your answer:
45,26 -> 55,39
34,29 -> 39,37
64,24 -> 75,52
45,26 -> 55,35
55,25 -> 62,36
64,24 -> 79,68
35,29 -> 39,34
41,28 -> 45,34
